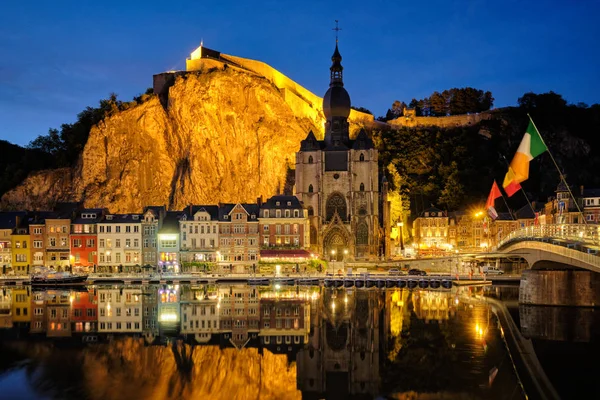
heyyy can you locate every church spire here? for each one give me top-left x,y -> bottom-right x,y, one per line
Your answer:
330,20 -> 344,86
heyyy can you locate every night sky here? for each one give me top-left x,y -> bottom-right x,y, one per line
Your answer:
1,0 -> 599,145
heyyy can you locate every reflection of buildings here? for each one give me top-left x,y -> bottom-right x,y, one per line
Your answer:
258,290 -> 310,357
71,289 -> 98,333
30,290 -> 47,333
98,288 -> 142,333
180,285 -> 219,343
218,285 -> 260,347
412,290 -> 454,323
158,284 -> 180,337
297,287 -> 382,397
142,284 -> 159,343
46,290 -> 72,337
11,287 -> 31,327
0,288 -> 13,329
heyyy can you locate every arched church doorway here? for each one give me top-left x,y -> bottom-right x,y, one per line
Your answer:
324,229 -> 349,262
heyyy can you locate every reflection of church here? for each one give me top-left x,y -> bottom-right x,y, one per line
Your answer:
296,288 -> 382,398
295,42 -> 384,261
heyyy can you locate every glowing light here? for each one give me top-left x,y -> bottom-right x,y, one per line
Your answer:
159,234 -> 177,241
275,265 -> 281,275
344,295 -> 348,304
331,301 -> 336,310
159,312 -> 178,322
275,284 -> 281,290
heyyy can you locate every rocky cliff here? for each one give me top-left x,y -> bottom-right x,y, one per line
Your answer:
2,66 -> 374,212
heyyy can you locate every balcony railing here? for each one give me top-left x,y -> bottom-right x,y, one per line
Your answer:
497,224 -> 600,249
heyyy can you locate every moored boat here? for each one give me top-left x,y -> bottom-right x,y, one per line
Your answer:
30,270 -> 88,286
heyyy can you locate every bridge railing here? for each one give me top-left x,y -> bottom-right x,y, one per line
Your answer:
497,224 -> 600,249
499,241 -> 600,272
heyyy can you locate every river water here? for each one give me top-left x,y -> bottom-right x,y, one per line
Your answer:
0,283 -> 596,399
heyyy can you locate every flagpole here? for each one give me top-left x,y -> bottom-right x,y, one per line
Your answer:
527,114 -> 587,225
501,154 -> 536,218
499,189 -> 515,220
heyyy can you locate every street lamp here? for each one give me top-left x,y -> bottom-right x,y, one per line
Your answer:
330,249 -> 336,275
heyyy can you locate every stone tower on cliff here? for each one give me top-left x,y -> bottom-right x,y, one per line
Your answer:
294,41 -> 381,261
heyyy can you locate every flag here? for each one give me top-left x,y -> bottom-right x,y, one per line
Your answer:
485,181 -> 502,210
503,168 -> 522,197
503,119 -> 547,192
487,206 -> 498,220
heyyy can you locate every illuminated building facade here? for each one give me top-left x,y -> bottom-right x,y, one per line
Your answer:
180,285 -> 220,343
70,209 -> 104,271
179,206 -> 219,269
294,43 -> 382,261
11,219 -> 30,274
97,214 -> 142,273
157,212 -> 182,273
218,204 -> 260,273
44,217 -> 71,269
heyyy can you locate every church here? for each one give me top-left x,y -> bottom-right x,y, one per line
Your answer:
294,42 -> 385,261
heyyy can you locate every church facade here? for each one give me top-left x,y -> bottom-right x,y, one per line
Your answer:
294,43 -> 383,261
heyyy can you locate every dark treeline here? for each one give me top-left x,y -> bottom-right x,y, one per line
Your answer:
376,91 -> 600,216
380,87 -> 494,121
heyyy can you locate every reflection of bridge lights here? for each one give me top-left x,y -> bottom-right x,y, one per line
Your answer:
344,295 -> 348,304
275,284 -> 281,290
331,301 -> 335,311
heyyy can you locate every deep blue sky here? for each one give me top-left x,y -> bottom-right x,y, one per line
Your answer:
1,0 -> 599,146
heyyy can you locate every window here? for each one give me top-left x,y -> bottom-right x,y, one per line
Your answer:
126,225 -> 131,233
33,240 -> 43,248
276,210 -> 281,218
359,153 -> 365,161
33,227 -> 42,235
116,226 -> 121,233
116,239 -> 121,248
360,183 -> 365,192
308,184 -> 313,193
86,239 -> 95,247
125,239 -> 131,248
285,210 -> 290,218
308,155 -> 313,164
134,226 -> 139,233
326,193 -> 347,221
294,210 -> 299,218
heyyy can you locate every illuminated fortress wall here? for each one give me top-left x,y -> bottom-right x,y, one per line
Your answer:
184,45 -> 375,138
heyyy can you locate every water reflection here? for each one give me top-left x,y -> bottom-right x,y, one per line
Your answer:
0,284 -> 525,399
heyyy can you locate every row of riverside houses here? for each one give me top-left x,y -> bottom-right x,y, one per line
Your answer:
410,183 -> 600,257
0,195 -> 310,275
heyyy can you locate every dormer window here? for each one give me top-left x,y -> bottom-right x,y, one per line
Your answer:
287,201 -> 291,206
251,215 -> 256,219
132,215 -> 139,220
106,215 -> 113,220
224,215 -> 228,219
276,201 -> 280,206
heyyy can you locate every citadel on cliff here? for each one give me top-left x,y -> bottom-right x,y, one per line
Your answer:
155,41 -> 390,261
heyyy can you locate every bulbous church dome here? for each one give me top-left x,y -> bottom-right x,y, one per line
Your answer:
322,44 -> 351,120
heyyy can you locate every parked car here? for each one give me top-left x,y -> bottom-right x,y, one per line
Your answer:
408,268 -> 427,276
484,268 -> 504,275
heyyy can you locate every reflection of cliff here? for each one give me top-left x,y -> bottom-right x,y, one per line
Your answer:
6,339 -> 300,400
520,305 -> 600,342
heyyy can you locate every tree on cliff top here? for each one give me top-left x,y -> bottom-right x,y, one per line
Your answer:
28,89 -> 154,168
397,88 -> 494,117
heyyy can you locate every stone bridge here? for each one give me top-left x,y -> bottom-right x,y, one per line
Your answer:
495,224 -> 600,307
495,224 -> 600,273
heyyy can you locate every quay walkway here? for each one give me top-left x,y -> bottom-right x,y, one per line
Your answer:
0,272 -> 521,287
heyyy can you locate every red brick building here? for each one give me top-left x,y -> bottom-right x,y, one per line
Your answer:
70,209 -> 105,272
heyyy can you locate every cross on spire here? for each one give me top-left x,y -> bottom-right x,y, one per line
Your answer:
332,20 -> 342,43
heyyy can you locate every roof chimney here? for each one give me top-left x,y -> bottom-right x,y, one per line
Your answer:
580,185 -> 584,196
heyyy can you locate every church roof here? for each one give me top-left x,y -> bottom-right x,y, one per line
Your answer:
300,130 -> 322,151
352,129 -> 374,150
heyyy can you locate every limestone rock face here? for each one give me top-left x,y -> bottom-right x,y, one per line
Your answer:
2,68 -> 328,212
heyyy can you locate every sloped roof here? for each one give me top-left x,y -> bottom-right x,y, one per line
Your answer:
0,211 -> 26,230
101,214 -> 143,224
181,205 -> 219,220
582,188 -> 600,198
261,195 -> 303,210
352,128 -> 374,150
218,203 -> 259,221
